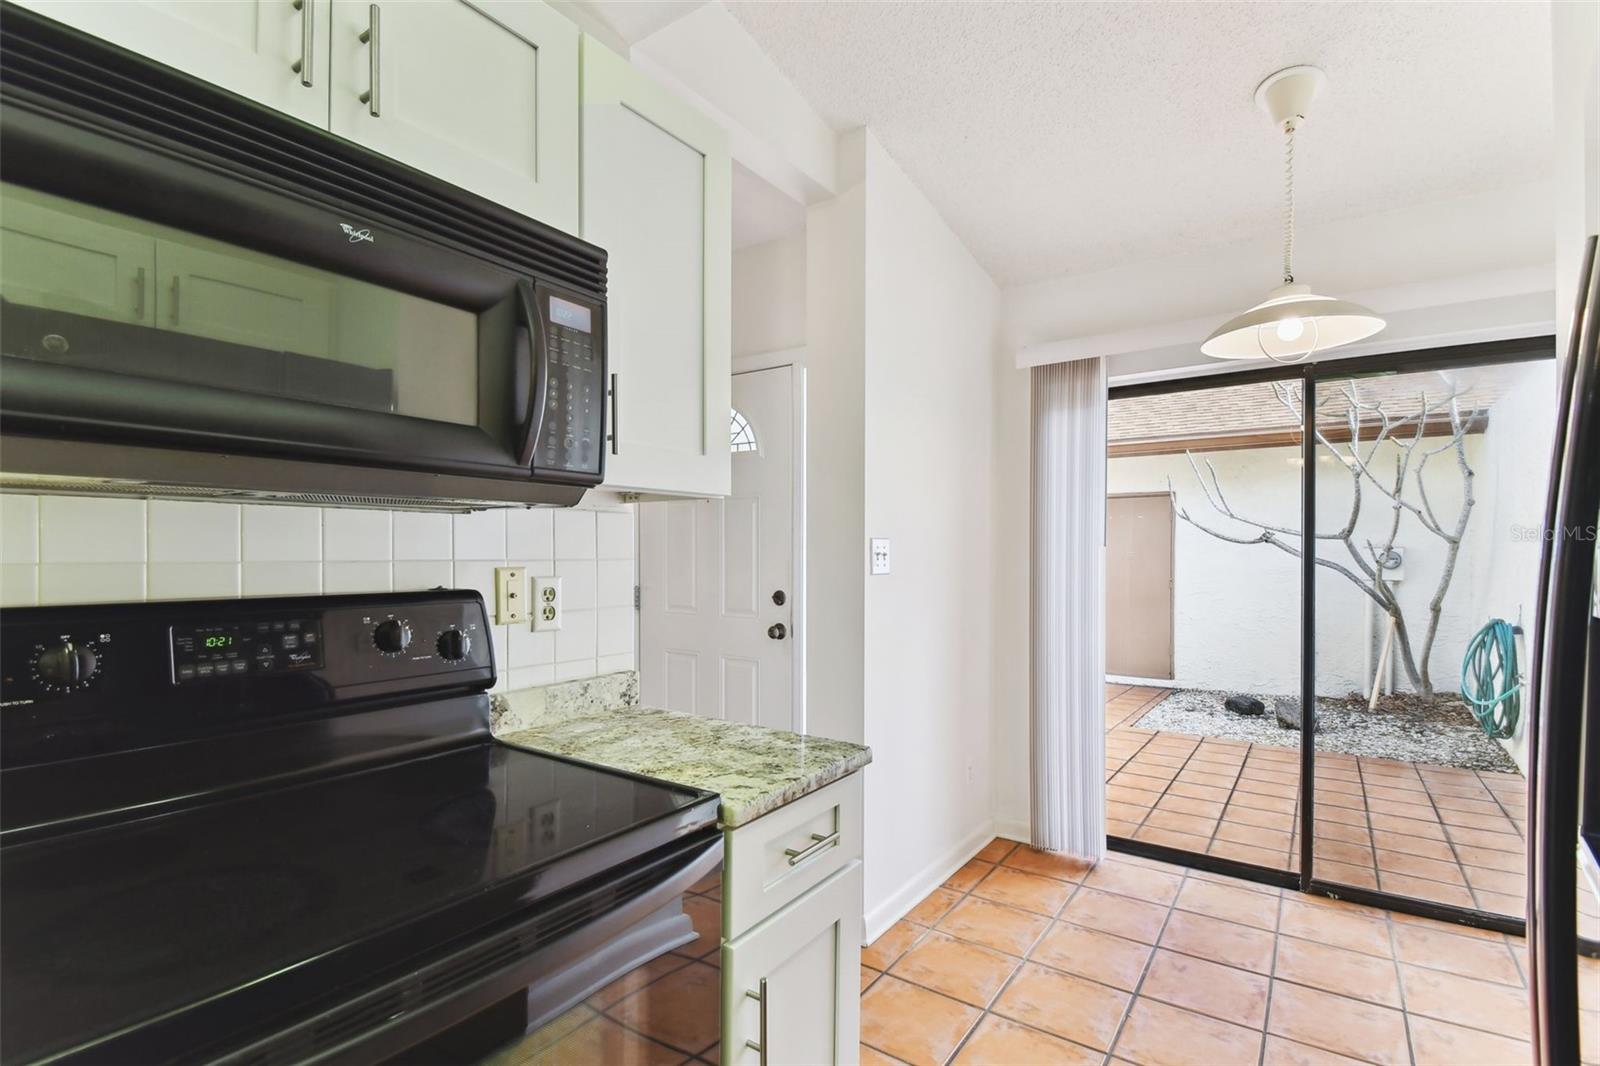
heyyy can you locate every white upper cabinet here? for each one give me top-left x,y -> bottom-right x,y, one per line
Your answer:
582,37 -> 731,498
13,0 -> 331,128
329,0 -> 579,234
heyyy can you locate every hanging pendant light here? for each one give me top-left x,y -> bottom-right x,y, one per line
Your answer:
1203,66 -> 1385,363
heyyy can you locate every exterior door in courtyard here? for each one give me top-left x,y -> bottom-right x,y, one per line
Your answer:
1107,492 -> 1174,680
637,366 -> 795,728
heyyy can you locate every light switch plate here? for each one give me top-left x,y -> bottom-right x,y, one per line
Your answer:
532,575 -> 563,631
870,538 -> 891,575
494,566 -> 526,625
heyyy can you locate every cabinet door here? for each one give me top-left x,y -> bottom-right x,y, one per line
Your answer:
1,186 -> 155,326
13,0 -> 330,127
583,37 -> 732,498
156,239 -> 335,358
329,0 -> 579,233
723,861 -> 862,1066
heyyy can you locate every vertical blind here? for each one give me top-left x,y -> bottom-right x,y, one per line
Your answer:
1030,357 -> 1108,858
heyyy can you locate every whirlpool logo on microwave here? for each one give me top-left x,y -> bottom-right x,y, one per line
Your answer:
339,222 -> 375,244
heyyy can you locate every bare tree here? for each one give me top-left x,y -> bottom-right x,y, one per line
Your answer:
1167,376 -> 1480,694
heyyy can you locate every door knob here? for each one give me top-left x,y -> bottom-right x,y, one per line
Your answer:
767,623 -> 787,640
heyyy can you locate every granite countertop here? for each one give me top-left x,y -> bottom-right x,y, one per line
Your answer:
498,704 -> 871,828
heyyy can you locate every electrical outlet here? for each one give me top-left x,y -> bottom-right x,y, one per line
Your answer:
533,799 -> 561,847
494,566 -> 526,625
870,538 -> 891,575
532,576 -> 562,631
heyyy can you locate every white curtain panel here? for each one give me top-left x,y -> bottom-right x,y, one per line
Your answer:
1030,357 -> 1108,859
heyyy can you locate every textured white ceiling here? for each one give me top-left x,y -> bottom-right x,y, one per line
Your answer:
725,1 -> 1553,286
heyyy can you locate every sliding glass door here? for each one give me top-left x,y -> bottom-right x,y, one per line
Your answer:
1309,356 -> 1555,921
1105,336 -> 1556,930
1106,373 -> 1303,880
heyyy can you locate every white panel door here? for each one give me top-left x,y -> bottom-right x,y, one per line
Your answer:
722,862 -> 861,1066
583,36 -> 731,497
15,0 -> 330,127
329,0 -> 579,232
639,367 -> 794,727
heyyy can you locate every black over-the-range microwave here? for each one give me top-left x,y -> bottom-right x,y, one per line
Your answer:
0,5 -> 607,510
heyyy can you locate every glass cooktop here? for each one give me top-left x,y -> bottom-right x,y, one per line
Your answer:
0,742 -> 710,1063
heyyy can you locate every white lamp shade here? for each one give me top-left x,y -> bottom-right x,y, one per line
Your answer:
1202,283 -> 1386,361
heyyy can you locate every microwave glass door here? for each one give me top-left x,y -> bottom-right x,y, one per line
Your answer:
0,182 -> 480,427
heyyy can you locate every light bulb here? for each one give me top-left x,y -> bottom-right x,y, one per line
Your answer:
1275,316 -> 1305,342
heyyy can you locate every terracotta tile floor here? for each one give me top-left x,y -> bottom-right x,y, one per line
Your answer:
1105,684 -> 1529,919
860,840 -> 1594,1066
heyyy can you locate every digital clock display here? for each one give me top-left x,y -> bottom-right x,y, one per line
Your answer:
204,635 -> 235,649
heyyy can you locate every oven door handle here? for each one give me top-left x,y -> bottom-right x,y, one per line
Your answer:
514,281 -> 548,469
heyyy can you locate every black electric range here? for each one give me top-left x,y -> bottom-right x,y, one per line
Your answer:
0,591 -> 721,1065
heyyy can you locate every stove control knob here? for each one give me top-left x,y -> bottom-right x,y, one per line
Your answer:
36,640 -> 99,687
373,619 -> 412,654
436,628 -> 472,662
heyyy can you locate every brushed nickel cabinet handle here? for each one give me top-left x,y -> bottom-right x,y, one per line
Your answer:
133,266 -> 146,320
784,830 -> 839,867
743,979 -> 768,1065
290,0 -> 313,86
358,4 -> 380,116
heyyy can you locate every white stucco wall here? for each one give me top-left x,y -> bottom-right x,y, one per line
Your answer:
1108,360 -> 1554,713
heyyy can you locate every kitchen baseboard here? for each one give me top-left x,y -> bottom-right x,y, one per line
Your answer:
993,818 -> 1030,843
862,820 -> 995,945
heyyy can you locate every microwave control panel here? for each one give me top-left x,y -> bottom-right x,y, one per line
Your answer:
537,293 -> 604,478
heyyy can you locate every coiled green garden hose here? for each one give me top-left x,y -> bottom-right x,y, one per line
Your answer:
1460,618 -> 1521,740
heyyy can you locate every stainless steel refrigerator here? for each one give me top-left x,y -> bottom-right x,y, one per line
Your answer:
1529,232 -> 1600,1064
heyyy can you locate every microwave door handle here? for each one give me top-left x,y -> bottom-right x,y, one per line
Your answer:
515,283 -> 548,468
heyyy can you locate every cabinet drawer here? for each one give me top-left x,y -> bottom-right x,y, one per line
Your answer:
724,773 -> 862,940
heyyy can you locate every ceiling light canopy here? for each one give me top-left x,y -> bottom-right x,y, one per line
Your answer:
1203,66 -> 1385,363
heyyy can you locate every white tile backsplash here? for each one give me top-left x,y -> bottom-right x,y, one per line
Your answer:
507,508 -> 554,560
555,607 -> 597,664
149,501 -> 240,563
323,560 -> 393,593
1,563 -> 38,606
39,497 -> 146,562
392,512 -> 452,560
323,508 -> 391,561
596,510 -> 634,560
554,558 -> 597,611
6,495 -> 636,689
1,495 -> 39,564
243,561 -> 321,596
452,509 -> 507,560
596,559 -> 633,608
40,562 -> 145,603
553,509 -> 596,560
393,559 -> 453,591
149,562 -> 241,600
242,505 -> 322,562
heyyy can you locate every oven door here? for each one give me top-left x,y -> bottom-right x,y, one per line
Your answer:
0,8 -> 607,504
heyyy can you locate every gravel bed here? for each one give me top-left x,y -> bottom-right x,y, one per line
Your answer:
1134,688 -> 1520,774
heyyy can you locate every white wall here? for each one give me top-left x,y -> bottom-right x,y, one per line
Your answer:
1553,0 -> 1600,361
801,131 -> 867,747
1109,436 -> 1492,695
733,231 -> 806,357
1468,358 -> 1559,770
0,495 -> 637,693
859,133 -> 999,938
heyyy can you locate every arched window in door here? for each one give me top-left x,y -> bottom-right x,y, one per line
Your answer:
729,408 -> 758,453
